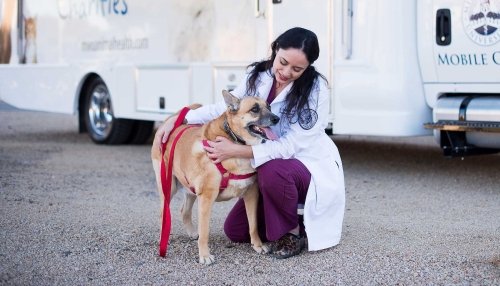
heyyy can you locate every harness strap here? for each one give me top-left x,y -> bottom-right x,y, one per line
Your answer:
159,107 -> 191,257
201,140 -> 256,190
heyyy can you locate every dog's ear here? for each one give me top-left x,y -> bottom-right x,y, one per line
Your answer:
222,90 -> 240,112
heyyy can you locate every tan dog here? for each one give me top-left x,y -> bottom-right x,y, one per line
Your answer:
151,90 -> 279,265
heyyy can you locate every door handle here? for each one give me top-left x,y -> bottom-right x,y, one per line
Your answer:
255,0 -> 265,18
436,9 -> 451,46
342,0 -> 353,59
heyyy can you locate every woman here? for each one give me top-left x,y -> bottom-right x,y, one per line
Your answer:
155,27 -> 345,259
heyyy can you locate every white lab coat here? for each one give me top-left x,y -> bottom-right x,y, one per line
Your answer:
185,69 -> 345,251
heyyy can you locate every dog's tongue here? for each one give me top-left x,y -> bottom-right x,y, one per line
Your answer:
263,127 -> 278,141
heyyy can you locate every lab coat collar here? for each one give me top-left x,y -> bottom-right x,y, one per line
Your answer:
261,70 -> 294,105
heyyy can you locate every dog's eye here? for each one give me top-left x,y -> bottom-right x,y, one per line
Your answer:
250,104 -> 260,113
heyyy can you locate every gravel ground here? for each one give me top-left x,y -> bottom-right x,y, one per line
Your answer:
1,102 -> 499,285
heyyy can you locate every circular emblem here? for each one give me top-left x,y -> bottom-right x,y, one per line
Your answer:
463,0 -> 500,46
298,109 -> 318,130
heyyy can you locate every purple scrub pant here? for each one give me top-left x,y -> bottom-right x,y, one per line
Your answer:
223,159 -> 311,242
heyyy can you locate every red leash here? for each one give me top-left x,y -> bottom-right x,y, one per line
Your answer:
159,107 -> 191,257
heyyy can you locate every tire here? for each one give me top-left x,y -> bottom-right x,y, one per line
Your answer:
83,77 -> 133,144
126,120 -> 154,144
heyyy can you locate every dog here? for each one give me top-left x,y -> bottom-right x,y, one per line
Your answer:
151,90 -> 279,265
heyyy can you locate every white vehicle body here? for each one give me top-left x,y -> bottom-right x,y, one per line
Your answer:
0,0 -> 499,154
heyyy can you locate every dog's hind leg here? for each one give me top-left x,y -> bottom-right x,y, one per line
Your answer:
180,189 -> 198,240
243,183 -> 270,254
152,152 -> 181,224
151,158 -> 165,223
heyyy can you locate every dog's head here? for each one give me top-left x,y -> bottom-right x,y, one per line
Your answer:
222,90 -> 279,146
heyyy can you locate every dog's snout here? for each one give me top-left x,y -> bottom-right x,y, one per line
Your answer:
271,114 -> 280,125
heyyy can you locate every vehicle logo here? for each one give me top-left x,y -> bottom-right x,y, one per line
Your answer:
463,0 -> 500,45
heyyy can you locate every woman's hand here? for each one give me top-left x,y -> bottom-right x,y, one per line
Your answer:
153,115 -> 178,151
203,136 -> 253,163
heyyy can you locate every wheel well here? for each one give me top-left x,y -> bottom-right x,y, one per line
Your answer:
78,73 -> 101,133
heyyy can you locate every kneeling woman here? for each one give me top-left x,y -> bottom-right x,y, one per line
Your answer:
155,27 -> 345,259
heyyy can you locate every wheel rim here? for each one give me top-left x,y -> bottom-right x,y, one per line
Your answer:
88,84 -> 113,139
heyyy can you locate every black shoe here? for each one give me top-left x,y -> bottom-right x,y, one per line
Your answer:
270,233 -> 306,259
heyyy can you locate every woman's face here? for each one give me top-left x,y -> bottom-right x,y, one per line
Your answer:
272,48 -> 309,86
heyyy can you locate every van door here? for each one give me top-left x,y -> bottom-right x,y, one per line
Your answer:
331,0 -> 431,136
419,0 -> 500,83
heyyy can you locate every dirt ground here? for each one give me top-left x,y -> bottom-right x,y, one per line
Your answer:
1,103 -> 499,285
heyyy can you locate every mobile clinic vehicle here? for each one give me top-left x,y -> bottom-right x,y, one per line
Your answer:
0,0 -> 499,155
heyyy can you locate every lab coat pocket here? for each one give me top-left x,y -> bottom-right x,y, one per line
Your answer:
314,158 -> 344,212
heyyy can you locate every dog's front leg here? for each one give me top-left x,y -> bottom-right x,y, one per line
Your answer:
197,187 -> 218,265
243,184 -> 270,254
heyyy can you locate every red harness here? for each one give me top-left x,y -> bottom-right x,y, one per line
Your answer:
201,140 -> 256,190
158,108 -> 256,257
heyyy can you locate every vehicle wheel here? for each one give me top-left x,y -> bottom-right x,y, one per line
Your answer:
83,77 -> 133,144
127,120 -> 154,144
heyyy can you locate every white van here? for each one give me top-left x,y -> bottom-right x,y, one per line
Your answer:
0,0 -> 499,156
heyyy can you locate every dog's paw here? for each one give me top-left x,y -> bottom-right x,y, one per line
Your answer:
252,243 -> 271,254
198,254 -> 215,265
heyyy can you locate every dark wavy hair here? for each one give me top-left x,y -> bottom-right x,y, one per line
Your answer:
246,27 -> 327,129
